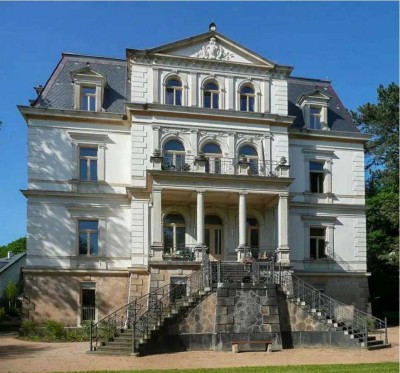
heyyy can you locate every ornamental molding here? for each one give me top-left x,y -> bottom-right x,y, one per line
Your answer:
195,37 -> 235,61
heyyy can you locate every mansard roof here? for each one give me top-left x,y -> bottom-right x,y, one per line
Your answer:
32,53 -> 129,113
27,51 -> 358,133
288,77 -> 358,132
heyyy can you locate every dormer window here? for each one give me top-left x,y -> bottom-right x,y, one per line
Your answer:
310,107 -> 321,129
71,66 -> 106,112
81,86 -> 97,111
166,79 -> 182,106
297,89 -> 331,130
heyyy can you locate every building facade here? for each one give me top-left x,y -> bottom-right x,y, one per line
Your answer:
19,25 -> 370,327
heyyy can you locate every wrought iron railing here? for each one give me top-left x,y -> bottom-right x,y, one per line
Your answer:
82,306 -> 96,322
89,268 -> 206,353
276,269 -> 388,347
157,154 -> 279,178
207,260 -> 275,284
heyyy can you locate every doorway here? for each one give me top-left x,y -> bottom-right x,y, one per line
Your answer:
204,214 -> 224,259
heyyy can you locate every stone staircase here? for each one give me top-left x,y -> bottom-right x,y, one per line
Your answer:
94,287 -> 213,355
285,276 -> 391,350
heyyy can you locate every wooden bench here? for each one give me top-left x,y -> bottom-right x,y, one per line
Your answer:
231,340 -> 273,353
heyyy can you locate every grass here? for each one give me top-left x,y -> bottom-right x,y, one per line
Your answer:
49,363 -> 398,373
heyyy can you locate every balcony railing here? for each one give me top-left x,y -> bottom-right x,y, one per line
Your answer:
82,306 -> 96,321
150,154 -> 288,178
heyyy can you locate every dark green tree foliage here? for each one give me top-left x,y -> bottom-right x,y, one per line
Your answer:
352,83 -> 399,322
0,237 -> 26,258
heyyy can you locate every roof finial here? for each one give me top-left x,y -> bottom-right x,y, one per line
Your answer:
209,22 -> 216,32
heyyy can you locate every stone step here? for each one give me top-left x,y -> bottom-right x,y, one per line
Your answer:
367,343 -> 391,350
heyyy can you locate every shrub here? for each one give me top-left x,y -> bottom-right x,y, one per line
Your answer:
46,320 -> 65,339
20,319 -> 40,337
0,307 -> 6,322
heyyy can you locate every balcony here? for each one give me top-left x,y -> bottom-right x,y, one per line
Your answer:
150,154 -> 290,178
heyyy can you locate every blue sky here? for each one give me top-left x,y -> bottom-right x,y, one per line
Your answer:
0,1 -> 398,246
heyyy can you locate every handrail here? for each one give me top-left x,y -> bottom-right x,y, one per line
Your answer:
89,268 -> 206,353
276,268 -> 388,346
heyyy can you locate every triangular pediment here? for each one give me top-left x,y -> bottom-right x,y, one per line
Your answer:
71,66 -> 105,78
128,31 -> 290,70
297,89 -> 331,106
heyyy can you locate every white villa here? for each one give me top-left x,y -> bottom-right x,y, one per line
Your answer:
19,24 -> 370,327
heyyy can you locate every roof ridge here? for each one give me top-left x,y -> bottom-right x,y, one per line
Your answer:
289,76 -> 331,84
62,52 -> 126,62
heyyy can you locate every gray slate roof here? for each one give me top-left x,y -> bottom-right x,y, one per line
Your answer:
34,54 -> 129,114
32,53 -> 358,133
288,77 -> 358,132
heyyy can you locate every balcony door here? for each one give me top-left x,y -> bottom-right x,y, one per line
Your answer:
204,214 -> 223,259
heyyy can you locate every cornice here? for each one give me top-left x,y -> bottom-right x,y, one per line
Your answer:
148,170 -> 294,188
22,268 -> 129,276
126,103 -> 295,127
18,106 -> 128,126
289,128 -> 370,144
21,189 -> 128,200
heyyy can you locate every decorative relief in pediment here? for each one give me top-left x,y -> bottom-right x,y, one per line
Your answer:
195,37 -> 234,61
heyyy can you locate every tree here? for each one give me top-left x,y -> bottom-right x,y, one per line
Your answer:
352,83 -> 399,322
0,237 -> 26,258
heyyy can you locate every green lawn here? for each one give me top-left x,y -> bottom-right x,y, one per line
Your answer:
59,363 -> 398,373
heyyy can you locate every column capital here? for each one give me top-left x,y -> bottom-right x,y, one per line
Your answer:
239,191 -> 248,196
196,189 -> 206,194
278,193 -> 289,199
152,187 -> 163,193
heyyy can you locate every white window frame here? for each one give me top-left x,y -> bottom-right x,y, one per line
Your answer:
302,148 -> 334,196
239,85 -> 256,112
68,132 -> 110,183
79,146 -> 98,182
309,106 -> 322,130
165,78 -> 183,106
309,226 -> 327,260
78,219 -> 99,256
202,81 -> 220,109
67,205 -> 109,258
71,68 -> 106,112
80,85 -> 97,111
301,216 -> 336,262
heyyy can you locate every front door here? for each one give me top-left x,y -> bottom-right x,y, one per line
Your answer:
204,214 -> 224,259
205,226 -> 223,259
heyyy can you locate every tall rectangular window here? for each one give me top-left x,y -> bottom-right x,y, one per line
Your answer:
310,107 -> 321,129
310,161 -> 324,193
79,147 -> 98,181
81,86 -> 96,111
79,220 -> 99,255
310,227 -> 326,260
81,282 -> 96,321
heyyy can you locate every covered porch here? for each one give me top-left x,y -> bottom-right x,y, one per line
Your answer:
148,171 -> 292,264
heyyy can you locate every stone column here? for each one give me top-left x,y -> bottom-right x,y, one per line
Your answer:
151,189 -> 163,260
236,192 -> 247,261
277,193 -> 290,265
194,190 -> 205,261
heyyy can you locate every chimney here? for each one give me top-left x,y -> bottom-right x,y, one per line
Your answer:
34,85 -> 43,95
7,251 -> 14,260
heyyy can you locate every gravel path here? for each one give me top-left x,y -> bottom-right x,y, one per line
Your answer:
0,327 -> 398,373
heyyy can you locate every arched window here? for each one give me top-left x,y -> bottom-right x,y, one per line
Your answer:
240,86 -> 255,112
203,82 -> 219,109
239,145 -> 259,175
163,139 -> 185,170
247,217 -> 259,258
163,213 -> 186,255
202,142 -> 222,174
166,79 -> 182,106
